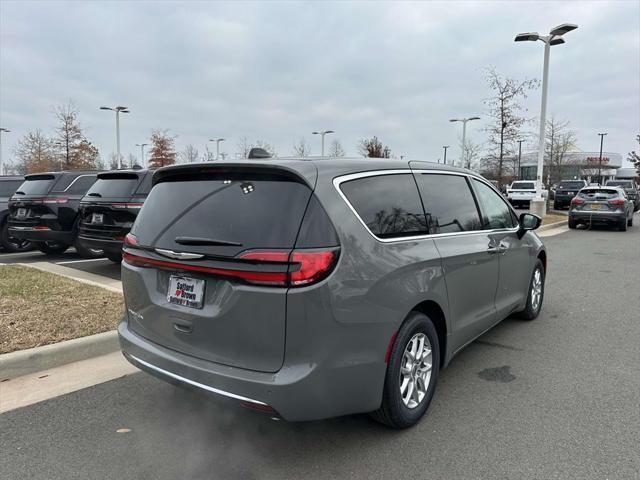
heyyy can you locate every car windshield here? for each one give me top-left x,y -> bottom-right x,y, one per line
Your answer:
579,189 -> 619,200
558,181 -> 584,189
511,182 -> 535,189
14,176 -> 57,195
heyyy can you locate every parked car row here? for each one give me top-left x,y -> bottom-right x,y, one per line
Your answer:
4,169 -> 151,260
0,176 -> 34,252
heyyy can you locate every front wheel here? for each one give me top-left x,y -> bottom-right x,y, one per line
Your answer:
34,241 -> 69,255
1,223 -> 33,252
370,312 -> 440,429
516,259 -> 545,320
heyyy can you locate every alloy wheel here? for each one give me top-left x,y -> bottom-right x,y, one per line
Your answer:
399,332 -> 432,409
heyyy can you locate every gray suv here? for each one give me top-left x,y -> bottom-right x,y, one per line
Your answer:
119,159 -> 546,428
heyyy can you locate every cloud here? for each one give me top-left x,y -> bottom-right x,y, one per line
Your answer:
1,0 -> 638,167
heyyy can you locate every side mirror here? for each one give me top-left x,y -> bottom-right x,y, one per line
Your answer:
518,213 -> 541,238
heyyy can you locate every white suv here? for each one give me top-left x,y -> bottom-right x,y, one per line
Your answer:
507,181 -> 548,208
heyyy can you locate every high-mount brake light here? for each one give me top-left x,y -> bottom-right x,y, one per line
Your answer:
112,202 -> 144,209
43,197 -> 68,204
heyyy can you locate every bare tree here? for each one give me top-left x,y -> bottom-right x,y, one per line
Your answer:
328,139 -> 346,157
147,129 -> 177,168
14,130 -> 57,174
544,116 -> 577,185
201,145 -> 216,162
53,101 -> 100,170
482,67 -> 539,186
462,139 -> 483,171
292,137 -> 311,157
236,136 -> 251,159
628,134 -> 640,177
358,136 -> 391,158
181,144 -> 200,164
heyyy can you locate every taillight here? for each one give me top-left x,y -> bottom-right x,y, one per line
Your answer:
289,250 -> 338,286
571,197 -> 584,205
33,225 -> 50,230
608,198 -> 625,206
124,233 -> 138,246
43,197 -> 68,204
112,202 -> 143,209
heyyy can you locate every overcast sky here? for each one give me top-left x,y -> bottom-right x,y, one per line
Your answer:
1,0 -> 638,167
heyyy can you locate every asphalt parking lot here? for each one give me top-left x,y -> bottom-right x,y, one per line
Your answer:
0,249 -> 121,280
1,216 -> 639,479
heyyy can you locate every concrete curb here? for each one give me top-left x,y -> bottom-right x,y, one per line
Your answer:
18,261 -> 122,293
538,219 -> 567,232
0,330 -> 119,381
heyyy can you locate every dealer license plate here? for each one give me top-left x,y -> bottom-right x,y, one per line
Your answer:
17,208 -> 27,219
167,275 -> 205,309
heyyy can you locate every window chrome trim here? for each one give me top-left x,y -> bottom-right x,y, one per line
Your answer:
126,353 -> 269,405
332,169 -> 519,244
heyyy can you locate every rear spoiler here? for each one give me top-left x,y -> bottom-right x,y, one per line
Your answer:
97,171 -> 143,180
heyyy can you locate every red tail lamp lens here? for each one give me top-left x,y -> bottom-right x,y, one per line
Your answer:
608,198 -> 625,206
571,197 -> 584,205
124,233 -> 138,246
290,250 -> 337,286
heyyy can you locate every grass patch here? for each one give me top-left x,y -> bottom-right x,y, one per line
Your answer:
541,213 -> 567,226
0,265 -> 124,354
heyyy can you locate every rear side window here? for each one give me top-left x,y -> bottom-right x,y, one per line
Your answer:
472,179 -> 516,229
414,174 -> 482,234
134,173 -> 153,195
131,172 -> 313,255
0,180 -> 23,197
339,173 -> 427,239
14,177 -> 57,195
64,175 -> 98,195
87,174 -> 141,198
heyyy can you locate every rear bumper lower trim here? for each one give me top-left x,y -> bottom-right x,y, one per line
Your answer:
124,352 -> 268,406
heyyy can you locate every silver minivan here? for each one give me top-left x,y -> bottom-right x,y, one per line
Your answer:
119,158 -> 546,428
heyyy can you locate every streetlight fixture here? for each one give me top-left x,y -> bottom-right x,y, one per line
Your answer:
0,128 -> 10,175
100,106 -> 130,169
514,23 -> 578,217
517,139 -> 525,179
449,117 -> 480,167
597,133 -> 607,185
312,130 -> 334,157
443,145 -> 450,165
209,138 -> 225,161
135,143 -> 148,167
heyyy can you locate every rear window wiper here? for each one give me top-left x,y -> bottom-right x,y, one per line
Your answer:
87,192 -> 102,197
174,236 -> 242,247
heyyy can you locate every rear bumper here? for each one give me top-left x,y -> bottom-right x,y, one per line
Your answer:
118,319 -> 384,421
553,195 -> 574,206
77,235 -> 123,255
569,211 -> 626,224
8,225 -> 74,244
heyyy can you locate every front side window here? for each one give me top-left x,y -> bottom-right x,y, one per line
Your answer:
414,174 -> 482,234
472,179 -> 516,229
340,173 -> 427,239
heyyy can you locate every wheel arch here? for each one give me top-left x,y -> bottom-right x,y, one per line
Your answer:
537,249 -> 547,272
409,300 -> 447,369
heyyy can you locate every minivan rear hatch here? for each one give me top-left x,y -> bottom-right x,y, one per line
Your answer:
122,164 -> 321,372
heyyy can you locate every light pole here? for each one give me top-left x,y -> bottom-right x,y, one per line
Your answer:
517,139 -> 525,179
0,128 -> 10,175
597,132 -> 607,185
312,130 -> 334,157
135,143 -> 148,167
449,117 -> 480,167
515,23 -> 578,217
443,145 -> 450,165
209,138 -> 225,161
100,106 -> 129,169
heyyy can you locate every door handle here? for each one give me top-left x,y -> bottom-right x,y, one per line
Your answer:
487,246 -> 501,254
487,243 -> 508,255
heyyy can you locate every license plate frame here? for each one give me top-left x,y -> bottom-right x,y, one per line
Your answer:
16,208 -> 27,219
590,204 -> 601,210
167,275 -> 205,309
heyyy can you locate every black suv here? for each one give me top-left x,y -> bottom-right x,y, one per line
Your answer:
0,175 -> 33,252
78,170 -> 153,263
8,171 -> 102,256
553,180 -> 587,209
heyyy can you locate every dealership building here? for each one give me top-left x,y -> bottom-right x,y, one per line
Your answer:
518,150 -> 624,184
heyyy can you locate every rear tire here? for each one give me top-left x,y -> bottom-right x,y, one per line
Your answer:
106,251 -> 122,263
515,259 -> 545,321
568,219 -> 577,229
619,219 -> 628,232
35,241 -> 69,255
370,312 -> 440,429
1,222 -> 33,253
628,216 -> 633,227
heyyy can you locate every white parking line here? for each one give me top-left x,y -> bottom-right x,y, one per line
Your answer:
56,258 -> 108,265
0,251 -> 41,260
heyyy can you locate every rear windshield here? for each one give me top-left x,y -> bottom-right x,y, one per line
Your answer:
131,172 -> 312,255
86,174 -> 141,198
0,180 -> 23,197
14,177 -> 57,196
579,189 -> 619,199
511,182 -> 535,189
558,181 -> 585,189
